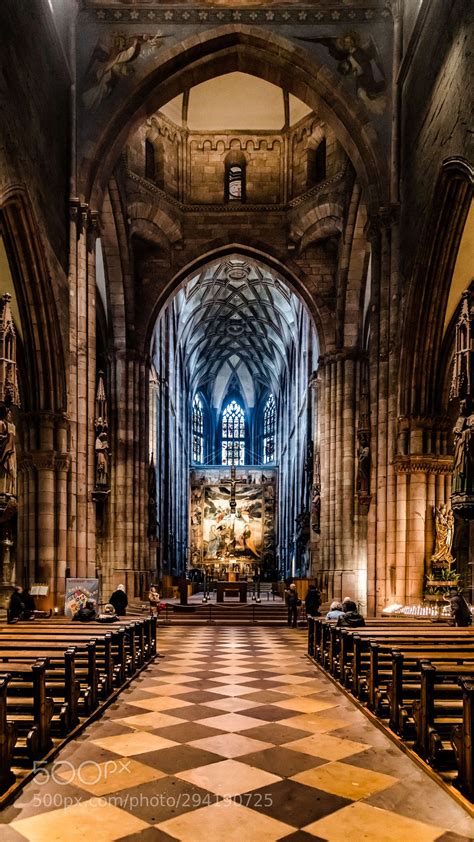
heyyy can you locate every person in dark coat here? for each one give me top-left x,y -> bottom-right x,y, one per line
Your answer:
287,583 -> 299,628
305,584 -> 321,617
336,599 -> 365,628
20,587 -> 36,619
447,588 -> 472,627
73,600 -> 97,622
109,583 -> 128,616
8,586 -> 24,623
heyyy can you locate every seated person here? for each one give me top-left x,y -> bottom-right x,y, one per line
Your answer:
8,586 -> 24,623
326,600 -> 344,620
72,599 -> 97,622
20,587 -> 36,619
447,588 -> 472,627
336,599 -> 365,628
97,603 -> 118,623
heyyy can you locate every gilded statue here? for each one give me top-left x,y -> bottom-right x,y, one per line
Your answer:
431,503 -> 455,568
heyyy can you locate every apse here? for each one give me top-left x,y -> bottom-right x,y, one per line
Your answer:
150,255 -> 318,580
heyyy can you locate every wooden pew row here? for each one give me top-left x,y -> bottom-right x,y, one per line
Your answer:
307,617 -> 474,803
0,614 -> 156,799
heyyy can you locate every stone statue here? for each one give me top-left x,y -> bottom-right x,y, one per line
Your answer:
0,407 -> 16,497
356,431 -> 370,495
95,431 -> 109,487
311,483 -> 321,534
452,400 -> 474,494
431,503 -> 455,567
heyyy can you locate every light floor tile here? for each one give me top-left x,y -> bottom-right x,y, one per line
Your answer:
189,733 -> 273,758
303,802 -> 445,841
292,761 -> 398,801
116,711 -> 186,731
284,733 -> 369,761
282,713 -> 353,734
158,800 -> 294,842
11,800 -> 149,842
197,712 -> 270,732
56,758 -> 166,796
203,697 -> 262,713
273,697 -> 338,714
140,683 -> 197,696
271,684 -> 327,696
91,732 -> 178,756
210,684 -> 263,697
176,758 -> 281,796
209,676 -> 256,685
127,696 -> 192,712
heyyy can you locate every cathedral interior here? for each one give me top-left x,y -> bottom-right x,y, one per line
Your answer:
0,0 -> 473,838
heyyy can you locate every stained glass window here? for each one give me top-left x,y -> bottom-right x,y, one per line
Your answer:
192,394 -> 204,463
263,394 -> 276,464
222,400 -> 245,465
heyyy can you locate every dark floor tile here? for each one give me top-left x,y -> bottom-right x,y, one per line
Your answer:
167,705 -> 223,722
106,702 -> 149,720
238,705 -> 300,722
241,723 -> 313,744
151,722 -> 225,743
241,691 -> 292,704
118,829 -> 178,842
238,779 -> 350,825
171,690 -> 224,704
111,776 -> 215,823
279,833 -> 326,842
138,744 -> 222,774
239,746 -> 327,778
0,826 -> 32,842
436,833 -> 474,842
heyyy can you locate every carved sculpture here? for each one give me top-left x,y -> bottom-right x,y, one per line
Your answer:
431,503 -> 455,568
93,371 -> 110,499
451,284 -> 474,518
0,407 -> 16,498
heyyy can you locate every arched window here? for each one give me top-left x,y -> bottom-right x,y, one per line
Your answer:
263,394 -> 276,464
222,400 -> 245,465
225,152 -> 246,203
145,138 -> 164,189
307,137 -> 326,187
192,394 -> 204,463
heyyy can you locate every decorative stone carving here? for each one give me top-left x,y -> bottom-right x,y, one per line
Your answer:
356,357 -> 371,513
431,504 -> 455,569
311,452 -> 321,534
92,371 -> 110,502
148,455 -> 157,538
450,285 -> 474,519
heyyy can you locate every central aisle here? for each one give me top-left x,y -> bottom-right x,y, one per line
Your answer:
2,627 -> 473,841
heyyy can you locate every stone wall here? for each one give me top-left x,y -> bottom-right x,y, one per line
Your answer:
399,0 -> 473,287
0,0 -> 71,270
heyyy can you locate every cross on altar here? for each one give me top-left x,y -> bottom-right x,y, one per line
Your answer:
228,465 -> 248,513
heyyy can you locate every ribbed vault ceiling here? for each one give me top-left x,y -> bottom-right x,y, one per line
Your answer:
171,256 -> 313,408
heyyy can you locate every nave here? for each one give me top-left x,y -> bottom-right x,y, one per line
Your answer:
1,627 -> 473,841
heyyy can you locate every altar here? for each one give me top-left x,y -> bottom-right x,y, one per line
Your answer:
216,581 -> 248,603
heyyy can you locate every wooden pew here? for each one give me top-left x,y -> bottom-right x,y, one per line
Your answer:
1,659 -> 54,761
452,677 -> 474,801
412,663 -> 474,765
0,674 -> 16,792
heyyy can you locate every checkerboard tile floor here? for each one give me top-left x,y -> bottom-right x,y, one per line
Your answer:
2,627 -> 474,841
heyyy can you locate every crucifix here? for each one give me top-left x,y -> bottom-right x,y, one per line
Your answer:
228,465 -> 247,514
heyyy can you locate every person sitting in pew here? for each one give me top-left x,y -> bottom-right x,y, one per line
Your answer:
326,601 -> 344,620
72,599 -> 97,622
20,586 -> 36,619
7,585 -> 24,623
446,587 -> 472,627
97,603 -> 118,623
336,599 -> 365,628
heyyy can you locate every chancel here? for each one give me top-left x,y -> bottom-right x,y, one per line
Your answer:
0,0 -> 473,838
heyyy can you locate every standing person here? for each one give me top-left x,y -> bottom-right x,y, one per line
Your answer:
109,583 -> 128,616
447,588 -> 472,627
305,584 -> 321,617
287,583 -> 299,628
148,585 -> 160,617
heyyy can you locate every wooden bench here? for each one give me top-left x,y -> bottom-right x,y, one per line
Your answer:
452,677 -> 474,800
1,659 -> 54,761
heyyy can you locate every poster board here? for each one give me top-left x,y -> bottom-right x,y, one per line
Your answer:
65,578 -> 99,617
